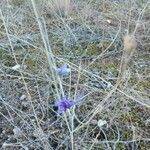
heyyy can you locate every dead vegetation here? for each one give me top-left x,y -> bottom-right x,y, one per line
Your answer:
0,0 -> 150,150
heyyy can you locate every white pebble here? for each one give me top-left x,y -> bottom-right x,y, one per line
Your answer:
12,64 -> 21,71
20,95 -> 26,100
13,127 -> 22,137
106,19 -> 111,24
97,119 -> 107,128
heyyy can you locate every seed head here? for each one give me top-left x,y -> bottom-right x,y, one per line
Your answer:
123,34 -> 137,52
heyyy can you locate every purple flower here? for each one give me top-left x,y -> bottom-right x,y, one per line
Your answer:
54,96 -> 74,114
54,96 -> 77,114
56,64 -> 71,77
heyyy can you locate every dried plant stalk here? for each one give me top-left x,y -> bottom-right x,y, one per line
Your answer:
119,34 -> 137,80
48,0 -> 72,16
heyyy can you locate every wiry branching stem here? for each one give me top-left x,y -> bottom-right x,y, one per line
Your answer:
30,0 -> 64,99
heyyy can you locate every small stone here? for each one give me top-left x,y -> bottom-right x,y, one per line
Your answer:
107,82 -> 112,89
20,95 -> 26,100
13,127 -> 22,138
22,146 -> 29,150
2,130 -> 6,134
12,64 -> 21,71
97,119 -> 107,128
106,19 -> 111,24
